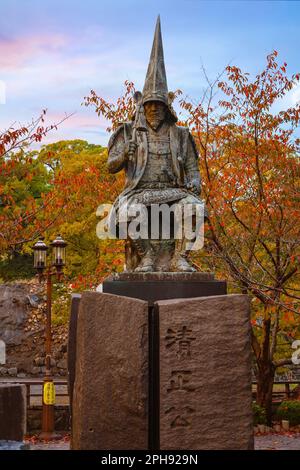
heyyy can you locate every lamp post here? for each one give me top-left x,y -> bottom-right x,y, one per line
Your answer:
33,234 -> 67,440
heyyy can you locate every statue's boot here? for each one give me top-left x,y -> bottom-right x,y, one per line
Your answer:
134,247 -> 155,272
170,238 -> 196,272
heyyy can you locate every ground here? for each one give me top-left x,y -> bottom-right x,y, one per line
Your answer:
255,433 -> 300,450
25,433 -> 300,451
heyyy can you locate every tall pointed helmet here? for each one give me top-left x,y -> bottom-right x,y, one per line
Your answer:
142,16 -> 169,106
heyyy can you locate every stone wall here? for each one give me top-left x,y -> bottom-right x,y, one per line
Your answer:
0,281 -> 68,378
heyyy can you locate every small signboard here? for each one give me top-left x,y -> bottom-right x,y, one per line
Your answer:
43,381 -> 55,405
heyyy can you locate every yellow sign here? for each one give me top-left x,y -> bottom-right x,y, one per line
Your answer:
43,381 -> 55,405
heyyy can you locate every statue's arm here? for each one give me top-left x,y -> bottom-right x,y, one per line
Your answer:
184,131 -> 201,193
107,125 -> 129,174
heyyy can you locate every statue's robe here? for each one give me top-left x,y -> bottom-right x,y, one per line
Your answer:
107,120 -> 206,235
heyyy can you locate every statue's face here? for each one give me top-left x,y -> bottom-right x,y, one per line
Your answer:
144,101 -> 167,130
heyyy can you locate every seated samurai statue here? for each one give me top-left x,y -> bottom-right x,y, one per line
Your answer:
107,17 -> 206,272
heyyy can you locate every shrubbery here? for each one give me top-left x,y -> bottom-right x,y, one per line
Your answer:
0,253 -> 35,281
52,283 -> 72,326
252,402 -> 267,425
276,401 -> 300,425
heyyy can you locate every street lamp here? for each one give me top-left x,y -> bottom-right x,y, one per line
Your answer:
33,238 -> 48,274
51,235 -> 67,275
33,234 -> 67,440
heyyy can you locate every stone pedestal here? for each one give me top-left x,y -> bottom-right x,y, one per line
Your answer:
72,292 -> 149,450
70,275 -> 253,450
156,295 -> 253,450
0,384 -> 26,441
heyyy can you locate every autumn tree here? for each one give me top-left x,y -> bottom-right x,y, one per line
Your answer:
180,51 -> 300,422
0,111 -> 68,254
83,80 -> 136,132
32,140 -> 125,287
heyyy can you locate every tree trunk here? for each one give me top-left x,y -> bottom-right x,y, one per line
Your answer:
256,360 -> 275,425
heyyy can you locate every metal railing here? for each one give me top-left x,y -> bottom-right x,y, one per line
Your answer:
0,378 -> 69,406
252,380 -> 300,401
1,377 -> 299,406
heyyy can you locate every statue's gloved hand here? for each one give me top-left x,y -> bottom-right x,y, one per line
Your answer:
186,178 -> 200,194
125,141 -> 138,161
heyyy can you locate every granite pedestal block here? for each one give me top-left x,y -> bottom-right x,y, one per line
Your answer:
71,292 -> 149,450
156,294 -> 253,450
67,293 -> 81,424
0,384 -> 26,441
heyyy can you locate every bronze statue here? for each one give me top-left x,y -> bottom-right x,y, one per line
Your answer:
107,16 -> 206,272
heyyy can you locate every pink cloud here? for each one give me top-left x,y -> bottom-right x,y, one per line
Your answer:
0,34 -> 68,69
33,111 -> 108,148
45,111 -> 106,129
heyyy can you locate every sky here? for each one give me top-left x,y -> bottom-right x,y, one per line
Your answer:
0,0 -> 299,146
